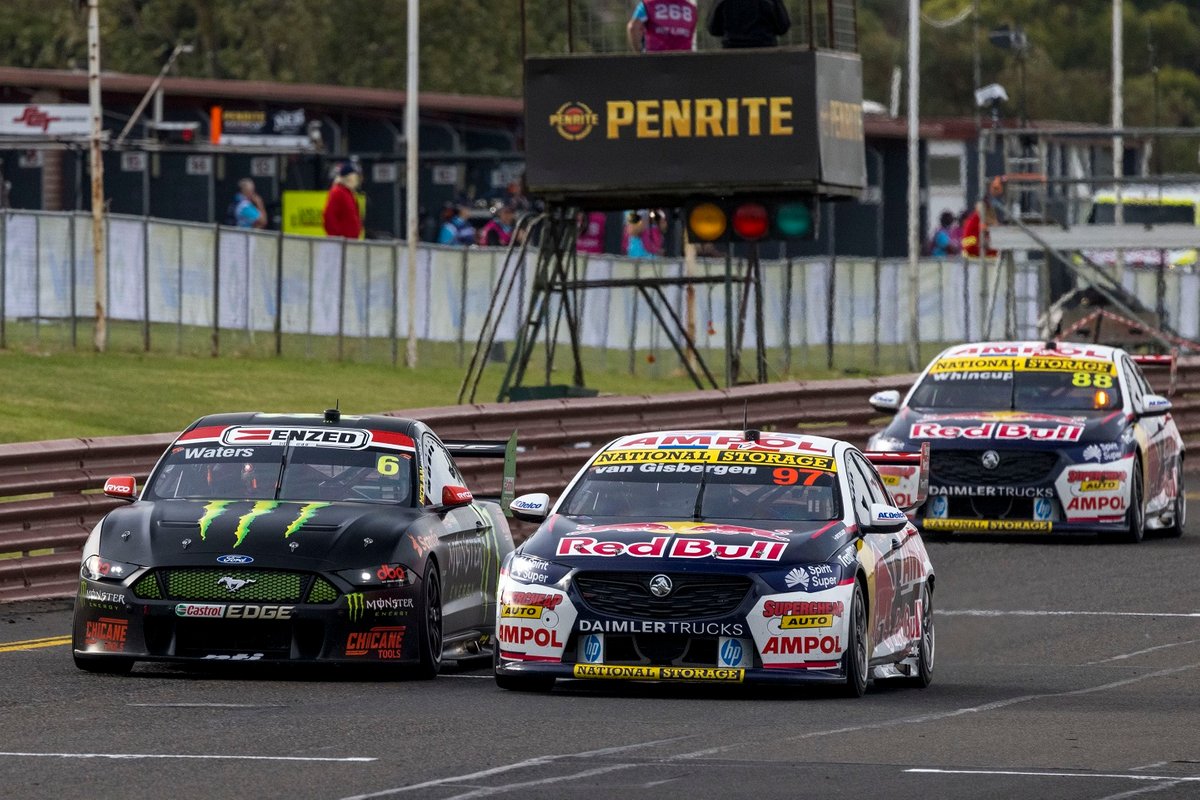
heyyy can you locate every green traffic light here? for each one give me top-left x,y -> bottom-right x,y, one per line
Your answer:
775,202 -> 812,238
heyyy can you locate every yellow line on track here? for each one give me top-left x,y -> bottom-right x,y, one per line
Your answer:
0,635 -> 72,653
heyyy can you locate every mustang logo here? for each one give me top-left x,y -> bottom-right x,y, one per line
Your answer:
217,576 -> 257,593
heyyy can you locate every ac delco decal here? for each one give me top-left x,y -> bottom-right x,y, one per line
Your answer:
345,626 -> 406,658
909,422 -> 1083,443
220,427 -> 370,449
556,536 -> 785,562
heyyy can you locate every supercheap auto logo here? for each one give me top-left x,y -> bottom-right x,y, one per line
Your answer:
549,102 -> 599,141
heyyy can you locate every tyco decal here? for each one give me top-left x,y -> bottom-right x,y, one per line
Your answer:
923,519 -> 1052,532
571,664 -> 744,682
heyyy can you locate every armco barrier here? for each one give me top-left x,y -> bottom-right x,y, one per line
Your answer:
3,365 -> 1198,602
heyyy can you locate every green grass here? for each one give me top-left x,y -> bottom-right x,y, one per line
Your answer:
0,320 -> 945,443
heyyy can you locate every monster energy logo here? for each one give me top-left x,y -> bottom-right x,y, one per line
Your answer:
347,592 -> 365,621
234,501 -> 279,547
284,503 -> 329,538
198,500 -> 234,540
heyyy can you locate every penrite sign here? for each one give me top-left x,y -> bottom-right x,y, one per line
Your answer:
524,49 -> 866,203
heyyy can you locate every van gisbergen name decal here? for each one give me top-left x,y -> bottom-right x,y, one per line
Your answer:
556,535 -> 785,561
593,449 -> 835,471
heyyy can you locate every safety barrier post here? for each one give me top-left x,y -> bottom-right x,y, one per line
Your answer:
69,213 -> 78,349
274,228 -> 284,357
142,217 -> 151,351
211,223 -> 220,357
0,210 -> 6,349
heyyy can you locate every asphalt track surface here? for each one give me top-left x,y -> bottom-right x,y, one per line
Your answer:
2,500 -> 1200,800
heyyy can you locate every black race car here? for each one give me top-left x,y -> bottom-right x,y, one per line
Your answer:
73,410 -> 516,675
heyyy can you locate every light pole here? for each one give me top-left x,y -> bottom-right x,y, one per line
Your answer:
1112,0 -> 1125,280
87,0 -> 106,352
906,0 -> 921,370
405,0 -> 419,369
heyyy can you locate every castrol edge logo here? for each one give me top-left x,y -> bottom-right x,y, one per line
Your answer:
220,427 -> 370,449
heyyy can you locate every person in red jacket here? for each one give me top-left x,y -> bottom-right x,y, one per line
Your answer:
323,162 -> 363,239
961,177 -> 1004,258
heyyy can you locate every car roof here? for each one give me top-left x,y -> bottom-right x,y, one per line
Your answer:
602,429 -> 842,456
184,412 -> 423,437
934,340 -> 1120,363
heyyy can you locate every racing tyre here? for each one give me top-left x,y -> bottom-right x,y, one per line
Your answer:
1125,462 -> 1146,544
493,647 -> 556,693
411,564 -> 443,680
1163,459 -> 1186,538
73,652 -> 134,675
840,581 -> 869,698
905,583 -> 935,688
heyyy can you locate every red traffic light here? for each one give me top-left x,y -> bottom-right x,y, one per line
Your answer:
731,202 -> 769,241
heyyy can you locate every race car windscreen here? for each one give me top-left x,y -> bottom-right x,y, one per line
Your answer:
147,445 -> 415,505
559,457 -> 841,522
909,360 -> 1122,411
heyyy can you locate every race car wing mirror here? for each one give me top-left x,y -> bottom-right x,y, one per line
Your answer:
867,503 -> 909,533
103,475 -> 137,502
868,390 -> 901,414
440,485 -> 474,508
1139,394 -> 1172,417
509,493 -> 550,523
862,441 -> 929,513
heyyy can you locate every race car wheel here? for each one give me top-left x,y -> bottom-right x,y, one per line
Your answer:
906,583 -> 934,688
1163,458 -> 1186,538
73,652 -> 134,675
411,564 -> 443,680
493,647 -> 556,692
1125,462 -> 1146,544
840,581 -> 869,698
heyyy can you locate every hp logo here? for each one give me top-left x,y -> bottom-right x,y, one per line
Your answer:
582,634 -> 603,664
719,638 -> 743,667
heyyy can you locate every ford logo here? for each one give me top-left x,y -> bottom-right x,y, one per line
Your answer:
216,554 -> 254,565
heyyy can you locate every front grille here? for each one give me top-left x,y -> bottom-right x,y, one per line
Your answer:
307,576 -> 339,604
132,573 -> 162,599
574,572 -> 752,620
159,569 -> 306,602
931,450 -> 1059,485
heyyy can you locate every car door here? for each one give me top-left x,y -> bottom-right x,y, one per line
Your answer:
420,433 -> 491,634
1120,356 -> 1173,514
846,451 -> 918,663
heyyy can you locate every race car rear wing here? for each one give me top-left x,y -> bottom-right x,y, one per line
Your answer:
443,430 -> 518,516
862,441 -> 930,514
1131,351 -> 1178,397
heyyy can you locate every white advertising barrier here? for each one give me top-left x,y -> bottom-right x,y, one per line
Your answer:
2,210 -> 1197,345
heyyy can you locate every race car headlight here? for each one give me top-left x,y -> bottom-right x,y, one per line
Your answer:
335,563 -> 416,587
866,435 -> 906,452
81,555 -> 140,582
501,552 -> 572,587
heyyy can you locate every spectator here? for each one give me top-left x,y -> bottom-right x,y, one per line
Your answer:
622,210 -> 669,258
322,162 -> 363,239
576,211 -> 607,254
504,180 -> 532,213
962,177 -> 1004,258
707,0 -> 791,48
929,210 -> 958,257
951,210 -> 967,251
478,202 -> 517,247
228,178 -> 267,229
628,0 -> 698,53
438,201 -> 477,246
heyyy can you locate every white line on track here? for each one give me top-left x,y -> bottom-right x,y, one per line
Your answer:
127,703 -> 285,708
0,752 -> 374,762
440,765 -> 643,800
1083,638 -> 1200,665
1093,780 -> 1188,800
337,736 -> 695,800
905,768 -> 1200,783
672,660 -> 1200,761
941,609 -> 1200,618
